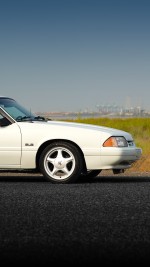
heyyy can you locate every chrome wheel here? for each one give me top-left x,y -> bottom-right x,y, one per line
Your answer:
39,142 -> 83,183
44,147 -> 75,180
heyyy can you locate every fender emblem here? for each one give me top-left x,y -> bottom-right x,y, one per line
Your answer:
25,143 -> 34,146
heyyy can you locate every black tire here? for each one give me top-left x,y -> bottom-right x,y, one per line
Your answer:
39,141 -> 83,183
79,170 -> 101,181
86,170 -> 101,178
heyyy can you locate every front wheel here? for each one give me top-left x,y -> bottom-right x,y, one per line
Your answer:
39,142 -> 83,183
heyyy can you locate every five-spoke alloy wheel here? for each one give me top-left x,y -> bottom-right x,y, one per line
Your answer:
39,141 -> 83,183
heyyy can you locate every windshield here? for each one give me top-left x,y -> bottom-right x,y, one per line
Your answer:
0,98 -> 36,121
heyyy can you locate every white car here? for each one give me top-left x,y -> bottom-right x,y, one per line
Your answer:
0,97 -> 142,183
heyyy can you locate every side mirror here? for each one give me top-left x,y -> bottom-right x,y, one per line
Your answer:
0,118 -> 11,127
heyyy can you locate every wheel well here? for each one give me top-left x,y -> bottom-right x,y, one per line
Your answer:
36,139 -> 87,172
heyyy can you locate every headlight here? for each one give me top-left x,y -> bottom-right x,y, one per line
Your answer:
103,136 -> 128,147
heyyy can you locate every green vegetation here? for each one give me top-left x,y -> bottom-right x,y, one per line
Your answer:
68,117 -> 149,154
66,117 -> 150,172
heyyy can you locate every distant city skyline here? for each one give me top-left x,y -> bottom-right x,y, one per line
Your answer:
0,0 -> 150,113
36,99 -> 148,114
35,95 -> 148,113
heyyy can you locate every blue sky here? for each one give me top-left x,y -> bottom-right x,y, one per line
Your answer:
0,0 -> 150,112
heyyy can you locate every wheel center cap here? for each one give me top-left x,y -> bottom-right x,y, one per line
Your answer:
55,158 -> 65,169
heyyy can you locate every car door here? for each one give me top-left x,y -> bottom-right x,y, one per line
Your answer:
0,113 -> 21,166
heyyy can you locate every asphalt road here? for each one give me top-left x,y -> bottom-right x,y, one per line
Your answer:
1,171 -> 150,266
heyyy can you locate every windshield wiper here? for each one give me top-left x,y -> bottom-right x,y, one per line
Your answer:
16,115 -> 50,122
16,116 -> 33,121
34,116 -> 48,121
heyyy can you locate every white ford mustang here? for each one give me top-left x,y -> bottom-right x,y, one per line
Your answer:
0,97 -> 142,183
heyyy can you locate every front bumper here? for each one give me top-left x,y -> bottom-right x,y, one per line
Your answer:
84,147 -> 142,170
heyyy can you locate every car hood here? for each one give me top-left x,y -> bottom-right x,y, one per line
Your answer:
31,120 -> 133,140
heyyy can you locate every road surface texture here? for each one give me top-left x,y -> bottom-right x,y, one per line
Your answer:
0,170 -> 150,266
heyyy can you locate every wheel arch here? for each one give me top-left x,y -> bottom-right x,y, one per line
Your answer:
36,139 -> 87,172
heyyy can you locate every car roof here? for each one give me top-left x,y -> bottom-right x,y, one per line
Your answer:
0,96 -> 14,100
